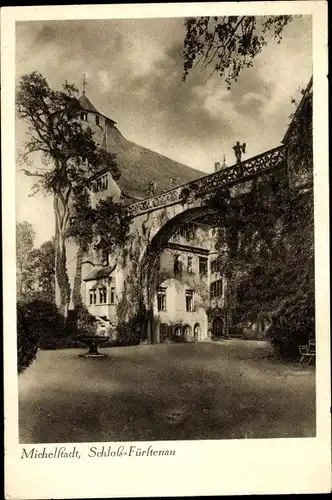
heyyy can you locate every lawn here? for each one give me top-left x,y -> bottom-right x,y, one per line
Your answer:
18,340 -> 315,443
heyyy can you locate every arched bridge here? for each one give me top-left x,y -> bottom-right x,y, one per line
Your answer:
115,144 -> 288,336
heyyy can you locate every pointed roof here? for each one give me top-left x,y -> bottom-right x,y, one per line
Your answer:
83,265 -> 116,282
79,94 -> 117,124
79,94 -> 99,113
99,125 -> 205,201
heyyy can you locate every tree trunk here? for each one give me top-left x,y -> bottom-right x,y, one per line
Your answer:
72,242 -> 85,309
54,192 -> 71,322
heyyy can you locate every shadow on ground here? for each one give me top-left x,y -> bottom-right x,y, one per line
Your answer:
18,341 -> 315,443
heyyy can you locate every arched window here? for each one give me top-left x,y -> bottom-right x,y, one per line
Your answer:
174,325 -> 182,336
194,323 -> 201,340
183,324 -> 191,337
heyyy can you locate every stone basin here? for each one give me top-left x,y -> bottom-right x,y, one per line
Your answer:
77,335 -> 110,358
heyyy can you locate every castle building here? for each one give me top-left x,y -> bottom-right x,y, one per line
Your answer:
66,93 -> 229,342
66,76 -> 312,344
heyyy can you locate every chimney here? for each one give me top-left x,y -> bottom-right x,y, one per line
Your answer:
214,162 -> 220,173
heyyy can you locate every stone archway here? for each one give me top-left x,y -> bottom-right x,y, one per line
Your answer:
139,206 -> 219,295
137,206 -> 222,343
194,323 -> 201,341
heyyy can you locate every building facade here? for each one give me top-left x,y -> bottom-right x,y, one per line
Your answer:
65,92 -> 229,342
65,78 -> 312,344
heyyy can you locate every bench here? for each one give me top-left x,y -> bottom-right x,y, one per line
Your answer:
298,340 -> 316,365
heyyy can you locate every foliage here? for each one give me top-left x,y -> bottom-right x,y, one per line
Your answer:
17,300 -> 40,373
74,304 -> 98,338
183,16 -> 292,86
67,191 -> 130,308
17,298 -> 69,371
204,83 -> 314,357
16,221 -> 36,298
16,72 -> 120,317
116,300 -> 149,346
67,192 -> 130,253
29,239 -> 56,302
286,84 -> 313,185
209,177 -> 314,355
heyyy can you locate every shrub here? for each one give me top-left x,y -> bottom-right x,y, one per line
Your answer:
17,298 -> 74,362
265,317 -> 311,359
115,320 -> 141,346
17,301 -> 41,373
74,304 -> 98,338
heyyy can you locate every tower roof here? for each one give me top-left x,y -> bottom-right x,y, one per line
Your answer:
78,94 -> 116,124
79,94 -> 99,113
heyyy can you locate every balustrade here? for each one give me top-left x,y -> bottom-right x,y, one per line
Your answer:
126,145 -> 286,218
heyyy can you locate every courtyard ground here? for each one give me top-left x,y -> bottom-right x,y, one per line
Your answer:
18,340 -> 315,443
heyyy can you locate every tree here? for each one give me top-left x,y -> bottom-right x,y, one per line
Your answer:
16,221 -> 36,298
67,191 -> 130,310
208,88 -> 314,356
16,72 -> 120,318
183,16 -> 292,86
29,239 -> 56,302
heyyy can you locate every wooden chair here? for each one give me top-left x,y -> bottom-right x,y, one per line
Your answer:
299,340 -> 316,365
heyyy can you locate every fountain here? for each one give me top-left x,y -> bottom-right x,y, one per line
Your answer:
78,334 -> 110,358
76,311 -> 111,358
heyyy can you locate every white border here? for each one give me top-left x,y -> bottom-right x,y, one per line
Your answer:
2,2 -> 330,498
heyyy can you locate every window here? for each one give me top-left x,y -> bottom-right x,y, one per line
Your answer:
81,111 -> 88,121
157,287 -> 167,311
172,230 -> 180,242
180,223 -> 195,240
174,325 -> 182,336
94,173 -> 109,192
110,287 -> 116,305
95,114 -> 100,126
185,290 -> 194,312
199,257 -> 208,275
101,250 -> 109,266
210,280 -> 223,299
187,256 -> 193,273
210,260 -> 218,273
174,255 -> 182,275
99,287 -> 107,304
183,325 -> 191,336
89,289 -> 97,305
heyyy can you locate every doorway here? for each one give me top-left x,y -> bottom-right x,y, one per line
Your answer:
212,317 -> 224,338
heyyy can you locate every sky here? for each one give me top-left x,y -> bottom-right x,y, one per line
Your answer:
15,16 -> 312,246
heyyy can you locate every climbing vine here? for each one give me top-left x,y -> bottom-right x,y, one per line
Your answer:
206,86 -> 314,356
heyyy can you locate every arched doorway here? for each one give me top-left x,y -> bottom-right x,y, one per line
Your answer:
194,323 -> 201,342
139,206 -> 227,343
159,323 -> 169,344
212,317 -> 224,338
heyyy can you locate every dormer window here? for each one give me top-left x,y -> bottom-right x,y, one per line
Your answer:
101,249 -> 109,266
81,111 -> 88,122
95,114 -> 100,126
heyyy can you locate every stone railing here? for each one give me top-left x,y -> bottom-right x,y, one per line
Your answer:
127,145 -> 286,218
